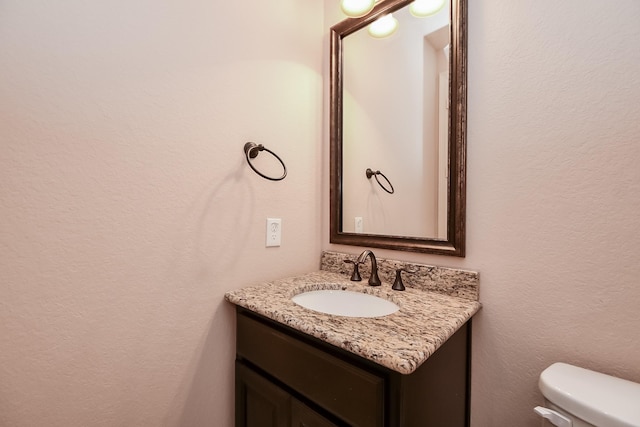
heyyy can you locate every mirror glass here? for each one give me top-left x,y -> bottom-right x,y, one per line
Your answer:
330,0 -> 467,256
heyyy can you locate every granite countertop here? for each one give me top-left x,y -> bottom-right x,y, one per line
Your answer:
225,269 -> 481,374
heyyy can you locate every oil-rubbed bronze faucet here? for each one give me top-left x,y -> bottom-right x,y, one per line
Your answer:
356,250 -> 382,286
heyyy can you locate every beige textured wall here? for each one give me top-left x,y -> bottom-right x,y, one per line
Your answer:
0,0 -> 323,426
465,1 -> 640,424
325,0 -> 640,426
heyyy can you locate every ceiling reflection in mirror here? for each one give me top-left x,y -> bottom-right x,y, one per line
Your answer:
342,4 -> 450,239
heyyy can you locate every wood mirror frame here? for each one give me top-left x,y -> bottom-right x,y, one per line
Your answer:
329,0 -> 467,256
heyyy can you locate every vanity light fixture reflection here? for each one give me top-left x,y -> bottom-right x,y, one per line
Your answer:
367,13 -> 399,38
409,0 -> 446,17
340,0 -> 376,17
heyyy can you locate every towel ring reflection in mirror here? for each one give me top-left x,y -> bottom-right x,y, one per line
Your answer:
243,142 -> 287,181
366,168 -> 394,194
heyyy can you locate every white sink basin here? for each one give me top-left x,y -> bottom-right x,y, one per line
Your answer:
292,289 -> 399,318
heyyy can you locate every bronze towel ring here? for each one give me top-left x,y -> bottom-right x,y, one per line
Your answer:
366,168 -> 394,194
244,142 -> 287,181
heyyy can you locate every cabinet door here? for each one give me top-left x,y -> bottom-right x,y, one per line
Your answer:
291,400 -> 339,427
236,362 -> 290,427
237,311 -> 385,426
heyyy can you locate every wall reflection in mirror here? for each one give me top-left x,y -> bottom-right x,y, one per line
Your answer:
342,3 -> 450,239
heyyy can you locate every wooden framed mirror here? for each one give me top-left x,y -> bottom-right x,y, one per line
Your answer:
329,0 -> 467,256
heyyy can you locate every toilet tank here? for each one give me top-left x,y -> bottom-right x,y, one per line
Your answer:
538,362 -> 640,427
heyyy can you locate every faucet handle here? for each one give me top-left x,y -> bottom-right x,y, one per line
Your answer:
391,268 -> 417,291
343,259 -> 362,282
392,268 -> 416,291
392,269 -> 406,291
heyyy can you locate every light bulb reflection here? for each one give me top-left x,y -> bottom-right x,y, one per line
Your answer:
340,0 -> 376,17
409,0 -> 446,17
367,14 -> 399,38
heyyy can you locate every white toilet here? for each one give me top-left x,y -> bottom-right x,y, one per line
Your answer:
535,362 -> 640,427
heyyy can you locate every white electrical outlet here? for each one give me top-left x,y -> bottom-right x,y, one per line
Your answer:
355,216 -> 363,233
266,218 -> 282,247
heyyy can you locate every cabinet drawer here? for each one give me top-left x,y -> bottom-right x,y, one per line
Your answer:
237,312 -> 385,427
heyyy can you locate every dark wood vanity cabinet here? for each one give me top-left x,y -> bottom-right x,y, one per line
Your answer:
234,308 -> 470,427
236,362 -> 338,427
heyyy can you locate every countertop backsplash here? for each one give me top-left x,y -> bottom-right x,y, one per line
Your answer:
320,251 -> 479,301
